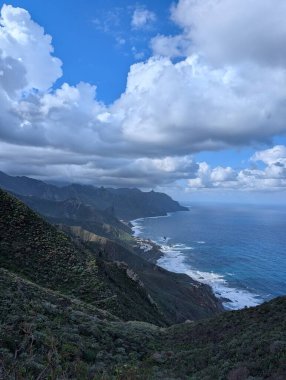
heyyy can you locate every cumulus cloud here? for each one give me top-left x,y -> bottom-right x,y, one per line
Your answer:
110,56 -> 286,154
168,0 -> 286,66
151,34 -> 191,59
251,145 -> 286,166
0,3 -> 286,191
188,146 -> 286,191
0,4 -> 62,90
131,7 -> 156,29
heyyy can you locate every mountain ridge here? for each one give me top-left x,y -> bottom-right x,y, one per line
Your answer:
0,171 -> 188,220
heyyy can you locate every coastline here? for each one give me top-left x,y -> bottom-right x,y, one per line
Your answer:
130,213 -> 263,311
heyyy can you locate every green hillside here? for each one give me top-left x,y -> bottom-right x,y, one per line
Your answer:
0,189 -> 286,379
0,189 -> 166,325
62,225 -> 223,324
1,267 -> 285,379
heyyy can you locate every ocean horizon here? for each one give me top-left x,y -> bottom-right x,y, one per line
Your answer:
132,202 -> 286,310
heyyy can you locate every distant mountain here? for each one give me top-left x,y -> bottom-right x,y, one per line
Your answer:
15,194 -> 133,243
0,171 -> 188,219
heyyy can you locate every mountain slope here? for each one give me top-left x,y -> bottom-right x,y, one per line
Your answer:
0,267 -> 160,379
0,189 -> 286,379
0,189 -> 166,325
0,171 -> 188,219
0,266 -> 285,379
61,225 -> 223,324
15,193 -> 133,244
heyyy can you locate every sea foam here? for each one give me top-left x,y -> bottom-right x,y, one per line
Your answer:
157,243 -> 262,309
131,217 -> 262,310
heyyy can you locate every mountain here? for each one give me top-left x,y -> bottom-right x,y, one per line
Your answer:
0,171 -> 188,219
15,194 -> 133,244
1,189 -> 286,379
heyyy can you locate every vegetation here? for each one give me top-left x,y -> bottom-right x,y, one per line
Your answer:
0,266 -> 285,379
63,225 -> 223,324
0,188 -> 286,379
0,189 -> 166,325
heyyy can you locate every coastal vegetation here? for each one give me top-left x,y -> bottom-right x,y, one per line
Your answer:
0,184 -> 285,379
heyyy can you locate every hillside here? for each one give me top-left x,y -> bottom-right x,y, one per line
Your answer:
0,171 -> 188,220
0,189 -> 222,324
0,189 -> 166,325
0,267 -> 285,379
15,194 -> 133,244
0,189 -> 286,379
61,225 -> 223,323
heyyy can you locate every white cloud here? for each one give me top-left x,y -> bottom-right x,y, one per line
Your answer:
0,4 -> 62,91
188,146 -> 286,191
170,0 -> 286,66
0,3 -> 286,192
251,145 -> 286,166
111,56 -> 286,154
151,34 -> 191,58
131,7 -> 156,29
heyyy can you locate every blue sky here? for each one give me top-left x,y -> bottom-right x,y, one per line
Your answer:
0,0 -> 286,203
1,0 -> 177,102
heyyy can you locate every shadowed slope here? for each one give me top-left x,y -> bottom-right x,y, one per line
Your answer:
61,225 -> 223,324
0,189 -> 166,325
0,266 -> 285,379
0,189 -> 286,379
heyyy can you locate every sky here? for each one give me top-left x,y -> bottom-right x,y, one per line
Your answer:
0,0 -> 286,203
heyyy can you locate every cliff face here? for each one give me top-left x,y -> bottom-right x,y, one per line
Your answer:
0,171 -> 188,219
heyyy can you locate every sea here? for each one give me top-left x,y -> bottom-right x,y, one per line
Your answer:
132,203 -> 286,310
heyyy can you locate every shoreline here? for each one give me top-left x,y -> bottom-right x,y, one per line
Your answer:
130,214 -> 263,311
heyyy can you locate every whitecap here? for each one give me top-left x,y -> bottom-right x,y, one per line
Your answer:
131,216 -> 263,310
157,245 -> 262,310
131,220 -> 144,237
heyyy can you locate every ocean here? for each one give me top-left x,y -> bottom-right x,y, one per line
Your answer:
132,203 -> 286,310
